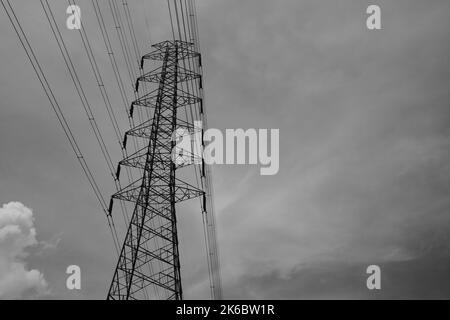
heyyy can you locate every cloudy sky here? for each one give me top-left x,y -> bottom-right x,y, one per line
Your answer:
1,0 -> 450,299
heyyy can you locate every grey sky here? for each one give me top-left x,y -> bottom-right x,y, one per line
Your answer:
1,0 -> 450,299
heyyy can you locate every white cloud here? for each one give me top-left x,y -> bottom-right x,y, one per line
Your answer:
0,202 -> 49,299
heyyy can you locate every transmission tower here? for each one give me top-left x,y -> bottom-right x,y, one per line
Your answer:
107,40 -> 205,300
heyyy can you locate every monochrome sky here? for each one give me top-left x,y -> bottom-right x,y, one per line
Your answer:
1,0 -> 450,299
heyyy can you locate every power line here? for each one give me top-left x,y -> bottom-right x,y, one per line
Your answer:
173,0 -> 215,298
166,0 -> 222,300
93,0 -> 168,299
185,0 -> 224,299
40,0 -> 132,254
0,0 -> 120,255
108,0 -> 148,133
40,0 -> 116,177
122,0 -> 152,121
67,0 -> 137,231
68,0 -> 129,169
3,0 -> 222,300
92,0 -> 141,154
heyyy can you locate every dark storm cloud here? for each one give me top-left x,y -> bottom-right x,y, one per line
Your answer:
1,0 -> 450,299
197,0 -> 450,298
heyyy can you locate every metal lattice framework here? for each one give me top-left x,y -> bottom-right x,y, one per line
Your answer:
2,0 -> 222,301
107,40 -> 204,300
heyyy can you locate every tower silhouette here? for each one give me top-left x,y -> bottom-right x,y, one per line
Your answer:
107,40 -> 205,300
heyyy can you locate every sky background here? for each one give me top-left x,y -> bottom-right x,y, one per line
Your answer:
1,0 -> 450,299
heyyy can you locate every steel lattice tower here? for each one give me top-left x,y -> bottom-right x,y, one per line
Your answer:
107,40 -> 204,300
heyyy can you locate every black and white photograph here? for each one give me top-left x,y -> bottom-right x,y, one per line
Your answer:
0,0 -> 450,310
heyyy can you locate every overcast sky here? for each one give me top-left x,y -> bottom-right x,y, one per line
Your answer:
1,0 -> 450,299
